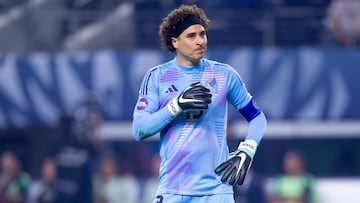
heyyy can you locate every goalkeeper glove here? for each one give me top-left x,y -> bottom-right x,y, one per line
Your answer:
168,82 -> 212,115
215,140 -> 257,185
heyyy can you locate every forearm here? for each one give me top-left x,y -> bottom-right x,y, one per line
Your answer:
244,111 -> 267,145
132,106 -> 176,141
215,114 -> 264,185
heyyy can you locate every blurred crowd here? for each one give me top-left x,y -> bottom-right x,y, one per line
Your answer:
323,0 -> 360,47
0,0 -> 359,52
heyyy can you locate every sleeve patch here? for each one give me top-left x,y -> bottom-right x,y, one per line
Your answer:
136,97 -> 149,110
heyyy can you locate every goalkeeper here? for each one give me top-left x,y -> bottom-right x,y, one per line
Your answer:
132,4 -> 266,203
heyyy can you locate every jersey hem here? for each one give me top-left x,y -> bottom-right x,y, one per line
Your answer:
156,189 -> 233,196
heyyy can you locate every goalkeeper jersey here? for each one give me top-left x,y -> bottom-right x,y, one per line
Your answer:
133,58 -> 254,195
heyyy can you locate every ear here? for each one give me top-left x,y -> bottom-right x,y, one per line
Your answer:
171,37 -> 178,49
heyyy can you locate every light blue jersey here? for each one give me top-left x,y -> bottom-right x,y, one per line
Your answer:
133,58 -> 256,196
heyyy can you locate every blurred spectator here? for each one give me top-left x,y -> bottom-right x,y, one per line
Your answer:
233,169 -> 267,203
72,93 -> 106,171
141,153 -> 161,203
93,154 -> 139,203
48,113 -> 75,156
324,0 -> 360,47
269,150 -> 316,203
27,158 -> 57,203
73,93 -> 103,144
50,93 -> 104,164
0,151 -> 31,203
54,143 -> 93,203
45,94 -> 107,203
48,113 -> 93,203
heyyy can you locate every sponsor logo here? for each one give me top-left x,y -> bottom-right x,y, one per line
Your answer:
236,153 -> 248,175
178,96 -> 202,104
136,97 -> 148,110
165,84 -> 178,93
242,142 -> 256,150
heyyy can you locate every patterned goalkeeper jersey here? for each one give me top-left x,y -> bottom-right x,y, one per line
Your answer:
133,58 -> 255,195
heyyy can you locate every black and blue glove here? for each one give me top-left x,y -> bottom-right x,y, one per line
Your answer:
168,82 -> 212,115
215,140 -> 257,185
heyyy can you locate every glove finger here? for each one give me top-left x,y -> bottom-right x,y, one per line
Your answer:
199,92 -> 212,98
236,169 -> 246,185
193,96 -> 211,104
190,103 -> 208,110
237,157 -> 253,185
192,89 -> 211,95
222,165 -> 235,183
202,96 -> 212,104
229,167 -> 239,185
184,91 -> 210,100
215,161 -> 231,174
191,90 -> 210,97
190,82 -> 202,87
190,85 -> 209,92
193,93 -> 211,99
196,85 -> 210,91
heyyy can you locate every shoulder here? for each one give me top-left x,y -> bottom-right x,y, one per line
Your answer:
203,58 -> 244,86
202,58 -> 231,69
145,59 -> 176,76
203,58 -> 238,75
145,66 -> 160,76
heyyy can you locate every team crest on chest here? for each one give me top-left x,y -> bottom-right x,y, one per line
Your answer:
206,78 -> 218,94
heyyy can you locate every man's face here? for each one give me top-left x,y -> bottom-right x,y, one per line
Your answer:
172,24 -> 207,66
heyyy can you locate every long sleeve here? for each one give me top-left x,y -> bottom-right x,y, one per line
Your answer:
132,66 -> 178,141
245,111 -> 267,144
132,106 -> 175,141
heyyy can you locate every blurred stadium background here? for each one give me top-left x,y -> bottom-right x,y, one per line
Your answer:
0,0 -> 359,203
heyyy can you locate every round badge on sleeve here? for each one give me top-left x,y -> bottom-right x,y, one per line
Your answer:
137,97 -> 148,110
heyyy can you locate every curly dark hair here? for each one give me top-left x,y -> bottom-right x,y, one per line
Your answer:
159,4 -> 211,52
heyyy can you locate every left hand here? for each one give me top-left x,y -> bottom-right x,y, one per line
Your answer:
215,140 -> 257,185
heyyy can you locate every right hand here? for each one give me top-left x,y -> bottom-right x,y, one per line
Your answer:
168,82 -> 212,115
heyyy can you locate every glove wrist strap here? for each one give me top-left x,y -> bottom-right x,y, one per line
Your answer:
238,139 -> 257,158
168,98 -> 182,116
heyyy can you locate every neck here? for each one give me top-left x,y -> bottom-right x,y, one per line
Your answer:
176,55 -> 200,67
